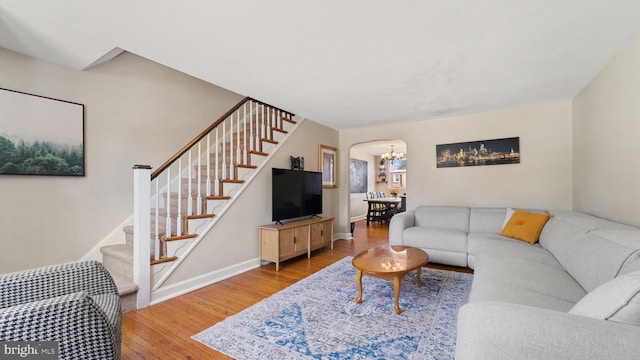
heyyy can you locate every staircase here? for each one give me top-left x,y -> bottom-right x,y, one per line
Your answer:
99,97 -> 299,312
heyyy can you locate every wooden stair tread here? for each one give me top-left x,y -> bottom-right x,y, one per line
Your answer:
151,256 -> 178,265
206,195 -> 231,200
261,138 -> 278,145
164,233 -> 198,241
236,164 -> 257,169
249,150 -> 268,156
221,179 -> 244,184
272,128 -> 288,134
282,117 -> 296,124
185,213 -> 215,220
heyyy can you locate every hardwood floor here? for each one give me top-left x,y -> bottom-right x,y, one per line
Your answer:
121,220 -> 472,359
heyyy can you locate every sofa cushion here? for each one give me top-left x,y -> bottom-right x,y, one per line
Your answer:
569,270 -> 640,326
500,207 -> 515,230
550,210 -> 639,231
499,210 -> 550,244
467,232 -> 562,270
540,217 -> 640,292
469,255 -> 586,311
591,229 -> 640,276
402,226 -> 467,253
414,206 -> 470,232
469,207 -> 506,233
468,281 -> 579,312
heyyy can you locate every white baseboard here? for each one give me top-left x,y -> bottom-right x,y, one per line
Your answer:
150,257 -> 261,306
334,232 -> 353,241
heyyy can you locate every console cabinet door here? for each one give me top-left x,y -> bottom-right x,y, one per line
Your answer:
310,223 -> 323,250
310,220 -> 333,250
294,226 -> 309,255
278,229 -> 296,260
321,220 -> 333,246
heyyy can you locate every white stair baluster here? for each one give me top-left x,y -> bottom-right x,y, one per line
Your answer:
261,104 -> 265,143
214,127 -> 220,196
243,103 -> 248,164
165,168 -> 172,238
273,109 -> 277,139
197,142 -> 202,214
206,134 -> 211,197
267,107 -> 272,141
154,180 -> 160,261
176,158 -> 182,236
229,113 -> 235,179
277,110 -> 281,130
249,101 -> 255,154
222,120 -> 227,180
187,150 -> 193,216
236,110 -> 241,165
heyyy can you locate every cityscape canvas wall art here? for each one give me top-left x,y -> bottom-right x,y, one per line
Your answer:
436,137 -> 520,168
0,88 -> 85,176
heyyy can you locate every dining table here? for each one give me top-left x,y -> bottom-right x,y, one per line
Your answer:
363,197 -> 402,225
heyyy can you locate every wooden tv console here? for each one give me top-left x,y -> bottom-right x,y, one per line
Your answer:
258,217 -> 334,271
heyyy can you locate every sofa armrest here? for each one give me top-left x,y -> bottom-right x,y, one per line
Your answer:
0,291 -> 121,359
456,301 -> 640,360
389,211 -> 415,246
0,260 -> 118,308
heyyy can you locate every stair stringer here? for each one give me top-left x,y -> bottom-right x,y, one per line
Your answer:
149,116 -> 306,296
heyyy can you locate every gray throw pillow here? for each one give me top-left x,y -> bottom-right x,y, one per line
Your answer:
569,270 -> 640,326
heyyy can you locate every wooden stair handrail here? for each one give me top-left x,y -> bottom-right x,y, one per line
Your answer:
151,97 -> 295,180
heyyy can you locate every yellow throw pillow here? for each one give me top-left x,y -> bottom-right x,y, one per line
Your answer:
499,210 -> 551,244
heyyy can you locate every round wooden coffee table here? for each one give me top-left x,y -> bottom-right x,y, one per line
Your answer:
352,245 -> 429,314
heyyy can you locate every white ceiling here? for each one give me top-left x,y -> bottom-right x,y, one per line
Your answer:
1,1 -> 639,130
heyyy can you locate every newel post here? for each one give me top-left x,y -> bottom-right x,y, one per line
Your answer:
133,164 -> 152,309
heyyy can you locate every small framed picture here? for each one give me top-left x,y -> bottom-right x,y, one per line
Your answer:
319,144 -> 337,188
391,172 -> 406,188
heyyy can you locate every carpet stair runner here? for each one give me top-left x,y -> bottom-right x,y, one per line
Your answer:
100,243 -> 138,312
100,111 -> 296,312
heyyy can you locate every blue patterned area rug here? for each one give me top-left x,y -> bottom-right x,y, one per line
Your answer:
193,256 -> 473,359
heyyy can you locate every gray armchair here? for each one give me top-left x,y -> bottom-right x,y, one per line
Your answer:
0,260 -> 122,359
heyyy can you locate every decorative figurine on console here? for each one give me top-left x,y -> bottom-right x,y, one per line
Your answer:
290,156 -> 304,171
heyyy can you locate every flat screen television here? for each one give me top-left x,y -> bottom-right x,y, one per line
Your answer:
272,168 -> 322,222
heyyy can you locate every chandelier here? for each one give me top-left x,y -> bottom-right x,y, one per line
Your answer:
380,145 -> 405,161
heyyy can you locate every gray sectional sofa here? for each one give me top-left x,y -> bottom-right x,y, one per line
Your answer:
389,206 -> 640,359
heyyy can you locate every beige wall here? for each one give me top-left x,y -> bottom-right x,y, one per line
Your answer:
338,102 -> 573,234
572,33 -> 640,227
0,49 -> 243,274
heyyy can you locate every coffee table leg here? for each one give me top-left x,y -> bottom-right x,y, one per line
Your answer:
355,269 -> 363,304
416,266 -> 423,288
393,275 -> 401,314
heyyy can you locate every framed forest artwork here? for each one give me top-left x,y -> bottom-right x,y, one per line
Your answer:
0,88 -> 85,176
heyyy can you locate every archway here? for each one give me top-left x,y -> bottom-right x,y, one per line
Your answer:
348,139 -> 407,236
